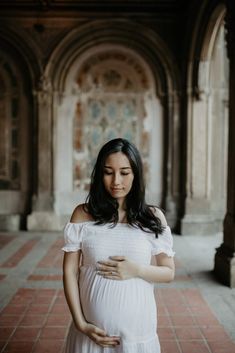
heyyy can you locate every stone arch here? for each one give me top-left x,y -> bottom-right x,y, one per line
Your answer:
0,26 -> 40,230
47,19 -> 179,96
0,25 -> 42,87
54,44 -> 165,211
45,20 -> 181,228
191,3 -> 226,96
182,3 -> 228,235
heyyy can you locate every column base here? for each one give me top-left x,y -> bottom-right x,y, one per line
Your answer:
164,195 -> 179,231
181,214 -> 223,235
214,244 -> 235,288
0,214 -> 23,231
27,212 -> 68,231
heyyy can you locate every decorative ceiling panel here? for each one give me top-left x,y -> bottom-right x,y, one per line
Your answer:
0,0 -> 189,11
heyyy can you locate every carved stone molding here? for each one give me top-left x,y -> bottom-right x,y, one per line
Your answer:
34,74 -> 53,105
27,26 -> 69,59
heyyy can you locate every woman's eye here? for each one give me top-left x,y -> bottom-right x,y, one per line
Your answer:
104,170 -> 130,176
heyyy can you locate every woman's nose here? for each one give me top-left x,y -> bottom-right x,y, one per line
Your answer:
113,173 -> 121,185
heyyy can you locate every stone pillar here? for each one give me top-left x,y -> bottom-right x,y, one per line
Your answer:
181,85 -> 216,235
27,74 -> 56,230
182,23 -> 229,236
165,91 -> 181,230
214,1 -> 235,287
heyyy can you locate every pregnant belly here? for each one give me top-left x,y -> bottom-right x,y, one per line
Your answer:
79,267 -> 156,339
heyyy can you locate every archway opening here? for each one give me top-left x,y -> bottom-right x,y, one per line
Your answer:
0,51 -> 33,230
54,45 -> 165,215
182,6 -> 228,235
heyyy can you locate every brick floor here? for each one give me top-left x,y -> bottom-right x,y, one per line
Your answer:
0,231 -> 235,353
0,236 -> 16,250
1,239 -> 39,268
37,239 -> 64,269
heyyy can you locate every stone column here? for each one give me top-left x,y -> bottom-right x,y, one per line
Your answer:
164,91 -> 181,230
27,74 -> 55,230
214,1 -> 235,287
182,30 -> 229,236
181,85 -> 215,235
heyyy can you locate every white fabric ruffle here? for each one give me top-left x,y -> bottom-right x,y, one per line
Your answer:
150,226 -> 175,257
62,222 -> 85,252
65,322 -> 161,353
62,222 -> 175,258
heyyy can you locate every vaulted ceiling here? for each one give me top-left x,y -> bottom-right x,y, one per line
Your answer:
0,0 -> 191,13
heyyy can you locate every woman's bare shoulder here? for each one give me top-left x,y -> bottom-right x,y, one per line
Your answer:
150,206 -> 167,227
70,204 -> 93,223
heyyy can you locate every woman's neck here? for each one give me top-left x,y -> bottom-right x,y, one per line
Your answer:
117,197 -> 127,223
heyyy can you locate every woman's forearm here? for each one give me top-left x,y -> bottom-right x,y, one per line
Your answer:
137,264 -> 175,283
97,255 -> 175,283
63,269 -> 87,331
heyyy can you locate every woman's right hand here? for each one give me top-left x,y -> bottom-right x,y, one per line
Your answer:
80,323 -> 120,348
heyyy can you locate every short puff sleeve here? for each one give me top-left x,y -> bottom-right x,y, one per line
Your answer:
150,226 -> 175,257
62,222 -> 85,252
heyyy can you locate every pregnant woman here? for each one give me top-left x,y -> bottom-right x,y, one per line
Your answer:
62,138 -> 175,353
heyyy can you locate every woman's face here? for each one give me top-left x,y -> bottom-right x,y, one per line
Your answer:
103,152 -> 134,202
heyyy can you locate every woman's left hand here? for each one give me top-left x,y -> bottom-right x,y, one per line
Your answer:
96,256 -> 139,280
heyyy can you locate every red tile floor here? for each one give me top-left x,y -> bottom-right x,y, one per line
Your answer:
0,232 -> 235,353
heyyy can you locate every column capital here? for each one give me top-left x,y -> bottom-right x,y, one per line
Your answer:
34,74 -> 53,106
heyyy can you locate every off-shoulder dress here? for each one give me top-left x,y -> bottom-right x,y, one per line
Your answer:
62,221 -> 175,353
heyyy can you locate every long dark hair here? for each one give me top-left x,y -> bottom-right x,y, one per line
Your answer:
85,138 -> 164,237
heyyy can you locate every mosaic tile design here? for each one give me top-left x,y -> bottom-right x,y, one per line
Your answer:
73,49 -> 151,190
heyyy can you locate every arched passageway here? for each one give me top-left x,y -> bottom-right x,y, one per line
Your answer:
27,20 -> 182,231
0,28 -> 39,230
182,4 -> 229,235
0,0 -> 234,288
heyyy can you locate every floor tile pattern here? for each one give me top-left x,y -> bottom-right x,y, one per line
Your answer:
0,232 -> 234,353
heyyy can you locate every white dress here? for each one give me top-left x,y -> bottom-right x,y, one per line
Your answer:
62,221 -> 175,353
